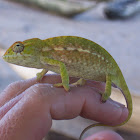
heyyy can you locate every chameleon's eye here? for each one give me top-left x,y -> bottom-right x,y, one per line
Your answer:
12,42 -> 24,53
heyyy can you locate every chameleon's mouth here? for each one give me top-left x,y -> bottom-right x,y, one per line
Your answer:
3,53 -> 30,60
2,53 -> 28,65
2,53 -> 41,68
2,53 -> 30,67
2,54 -> 18,62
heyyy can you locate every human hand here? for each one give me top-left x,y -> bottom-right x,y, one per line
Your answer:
0,74 -> 127,140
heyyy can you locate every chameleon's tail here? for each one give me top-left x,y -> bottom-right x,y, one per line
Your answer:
79,72 -> 132,140
114,72 -> 133,126
79,123 -> 108,140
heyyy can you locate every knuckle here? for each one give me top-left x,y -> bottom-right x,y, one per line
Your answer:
30,84 -> 43,94
7,80 -> 24,91
23,83 -> 54,102
29,83 -> 51,96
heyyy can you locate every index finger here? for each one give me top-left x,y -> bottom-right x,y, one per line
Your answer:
0,74 -> 105,107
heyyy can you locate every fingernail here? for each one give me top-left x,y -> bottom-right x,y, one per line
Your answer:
118,107 -> 128,123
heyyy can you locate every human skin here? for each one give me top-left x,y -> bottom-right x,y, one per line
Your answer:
0,74 -> 127,140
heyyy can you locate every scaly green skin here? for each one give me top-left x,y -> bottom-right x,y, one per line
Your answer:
3,36 -> 132,139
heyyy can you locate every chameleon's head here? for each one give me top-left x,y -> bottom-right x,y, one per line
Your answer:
3,38 -> 43,68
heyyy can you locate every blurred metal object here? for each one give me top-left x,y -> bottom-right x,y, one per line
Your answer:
12,0 -> 96,17
104,0 -> 140,19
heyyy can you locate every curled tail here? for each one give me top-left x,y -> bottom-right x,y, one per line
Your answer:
80,73 -> 132,140
79,123 -> 109,140
114,71 -> 133,126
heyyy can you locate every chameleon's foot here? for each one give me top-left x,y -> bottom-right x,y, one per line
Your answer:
36,73 -> 42,82
36,69 -> 48,82
100,92 -> 109,103
100,97 -> 107,103
53,83 -> 63,88
71,78 -> 86,87
53,83 -> 70,92
100,74 -> 111,103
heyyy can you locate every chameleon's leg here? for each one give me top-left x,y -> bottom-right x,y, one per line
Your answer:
53,83 -> 63,87
40,57 -> 69,91
53,63 -> 69,91
101,74 -> 112,102
36,69 -> 48,81
71,78 -> 86,86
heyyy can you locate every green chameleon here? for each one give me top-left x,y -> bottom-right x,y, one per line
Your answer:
3,36 -> 132,139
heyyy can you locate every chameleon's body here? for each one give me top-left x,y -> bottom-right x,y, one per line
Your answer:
3,36 -> 132,139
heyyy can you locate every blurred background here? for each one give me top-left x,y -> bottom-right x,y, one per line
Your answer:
0,0 -> 140,140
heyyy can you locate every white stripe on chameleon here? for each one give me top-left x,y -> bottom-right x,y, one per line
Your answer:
68,60 -> 72,63
42,47 -> 106,62
92,52 -> 97,56
101,57 -> 104,60
92,53 -> 106,61
77,48 -> 91,53
67,47 -> 76,51
42,48 -> 52,51
54,48 -> 64,51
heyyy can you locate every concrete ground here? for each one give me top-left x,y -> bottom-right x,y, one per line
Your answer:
0,0 -> 140,139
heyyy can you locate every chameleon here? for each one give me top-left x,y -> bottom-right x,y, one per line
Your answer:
2,36 -> 132,139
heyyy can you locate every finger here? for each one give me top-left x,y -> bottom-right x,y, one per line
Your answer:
0,74 -> 65,108
0,78 -> 36,107
0,83 -> 127,140
0,74 -> 105,108
84,130 -> 124,140
42,74 -> 105,92
41,75 -> 125,111
0,74 -> 62,107
80,86 -> 128,125
0,93 -> 24,120
0,84 -> 52,140
0,74 -> 106,123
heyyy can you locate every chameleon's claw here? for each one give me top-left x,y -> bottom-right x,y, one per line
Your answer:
100,97 -> 107,103
53,83 -> 63,87
36,69 -> 48,82
36,73 -> 43,82
98,91 -> 107,103
64,85 -> 70,92
100,92 -> 108,103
